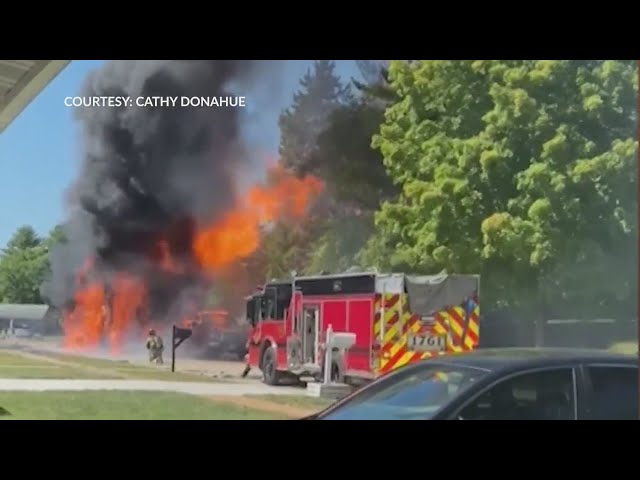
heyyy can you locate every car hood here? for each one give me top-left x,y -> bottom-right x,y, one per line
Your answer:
312,403 -> 440,420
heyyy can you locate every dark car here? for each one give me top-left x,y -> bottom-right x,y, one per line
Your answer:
305,348 -> 639,420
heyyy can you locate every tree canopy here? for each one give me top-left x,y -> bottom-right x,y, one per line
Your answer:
278,60 -> 353,176
359,60 -> 637,316
0,225 -> 66,304
265,60 -> 399,277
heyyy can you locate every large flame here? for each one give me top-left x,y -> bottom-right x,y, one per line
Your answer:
61,163 -> 323,353
193,165 -> 323,271
107,274 -> 147,355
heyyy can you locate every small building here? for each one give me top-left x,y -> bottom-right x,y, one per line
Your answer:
0,304 -> 59,336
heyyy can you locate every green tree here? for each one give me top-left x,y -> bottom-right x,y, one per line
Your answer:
270,61 -> 354,277
0,225 -> 68,304
0,226 -> 49,304
361,60 -> 637,316
278,60 -> 352,176
44,224 -> 67,248
297,61 -> 398,274
5,225 -> 41,251
305,215 -> 375,274
313,98 -> 396,212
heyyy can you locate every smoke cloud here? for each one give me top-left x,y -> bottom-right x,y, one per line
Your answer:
42,60 -> 281,324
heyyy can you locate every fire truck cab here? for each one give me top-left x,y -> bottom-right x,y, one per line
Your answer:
245,271 -> 480,386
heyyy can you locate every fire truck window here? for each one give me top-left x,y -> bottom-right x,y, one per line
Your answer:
457,368 -> 576,420
274,296 -> 290,320
246,301 -> 254,324
260,296 -> 275,321
585,366 -> 638,420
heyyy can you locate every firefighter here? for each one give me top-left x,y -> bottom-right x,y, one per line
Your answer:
146,329 -> 164,364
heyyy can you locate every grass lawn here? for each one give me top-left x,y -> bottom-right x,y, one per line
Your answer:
0,391 -> 288,420
0,351 -> 223,382
45,352 -> 229,382
608,341 -> 638,355
248,394 -> 336,411
0,352 -> 119,379
0,367 -> 119,379
40,353 -> 139,369
0,352 -> 58,366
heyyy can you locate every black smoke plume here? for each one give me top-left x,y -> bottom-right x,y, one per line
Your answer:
42,60 -> 273,325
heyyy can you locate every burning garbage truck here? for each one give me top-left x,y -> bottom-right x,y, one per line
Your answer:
182,309 -> 249,360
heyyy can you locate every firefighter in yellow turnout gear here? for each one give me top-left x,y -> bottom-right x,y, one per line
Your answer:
146,329 -> 164,364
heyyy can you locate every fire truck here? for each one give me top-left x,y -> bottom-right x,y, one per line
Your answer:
244,271 -> 480,385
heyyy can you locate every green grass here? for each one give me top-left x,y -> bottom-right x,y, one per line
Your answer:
608,341 -> 638,355
0,351 -> 119,379
249,394 -> 336,411
0,352 -> 53,366
0,367 -> 119,379
42,353 -> 135,369
0,391 -> 288,420
0,350 -> 223,382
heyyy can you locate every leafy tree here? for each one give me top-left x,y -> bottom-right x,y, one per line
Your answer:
267,61 -> 354,278
0,226 -> 49,303
313,99 -> 396,212
278,60 -> 352,176
0,225 -> 69,304
45,225 -> 67,248
4,225 -> 40,252
305,215 -> 375,274
361,60 -> 637,317
292,61 -> 398,275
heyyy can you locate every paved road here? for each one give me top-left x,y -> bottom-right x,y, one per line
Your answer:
0,378 -> 303,396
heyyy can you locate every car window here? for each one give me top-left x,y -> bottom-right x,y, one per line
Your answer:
586,366 -> 638,420
457,368 -> 576,420
318,365 -> 488,420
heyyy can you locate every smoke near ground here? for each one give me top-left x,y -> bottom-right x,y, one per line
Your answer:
42,60 -> 283,326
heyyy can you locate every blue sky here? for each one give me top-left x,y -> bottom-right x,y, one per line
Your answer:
0,60 -> 359,249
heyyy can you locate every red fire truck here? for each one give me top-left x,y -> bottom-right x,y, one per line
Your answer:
244,271 -> 480,385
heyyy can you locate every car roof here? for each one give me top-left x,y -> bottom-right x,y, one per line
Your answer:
419,347 -> 637,373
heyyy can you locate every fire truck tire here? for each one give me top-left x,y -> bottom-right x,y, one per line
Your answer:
261,346 -> 281,386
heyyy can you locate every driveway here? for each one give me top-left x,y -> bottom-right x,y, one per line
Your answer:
0,378 -> 303,396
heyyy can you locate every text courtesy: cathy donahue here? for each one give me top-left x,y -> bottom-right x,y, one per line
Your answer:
64,96 -> 247,108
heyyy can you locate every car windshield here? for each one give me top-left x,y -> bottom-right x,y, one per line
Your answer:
318,364 -> 488,420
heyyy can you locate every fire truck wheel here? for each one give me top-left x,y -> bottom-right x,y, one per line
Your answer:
261,346 -> 280,386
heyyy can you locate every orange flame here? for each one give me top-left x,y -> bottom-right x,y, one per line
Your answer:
62,283 -> 105,351
62,163 -> 322,354
63,272 -> 147,354
107,274 -> 146,355
193,165 -> 323,270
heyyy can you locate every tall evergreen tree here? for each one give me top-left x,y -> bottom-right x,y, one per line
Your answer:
278,60 -> 352,175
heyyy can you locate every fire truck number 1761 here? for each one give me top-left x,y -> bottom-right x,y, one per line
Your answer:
407,333 -> 446,352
